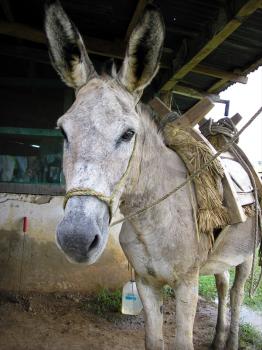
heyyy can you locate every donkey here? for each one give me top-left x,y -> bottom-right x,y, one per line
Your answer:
45,2 -> 257,349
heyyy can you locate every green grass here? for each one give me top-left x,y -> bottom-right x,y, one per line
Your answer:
243,270 -> 262,311
239,323 -> 262,349
81,288 -> 122,317
163,285 -> 175,299
80,286 -> 262,348
199,275 -> 217,301
199,261 -> 262,312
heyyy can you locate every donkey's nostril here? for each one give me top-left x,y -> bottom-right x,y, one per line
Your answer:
89,234 -> 99,250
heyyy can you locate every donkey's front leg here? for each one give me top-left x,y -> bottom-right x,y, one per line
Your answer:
173,271 -> 199,350
136,275 -> 164,350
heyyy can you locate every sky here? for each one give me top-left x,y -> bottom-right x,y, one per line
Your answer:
205,67 -> 262,169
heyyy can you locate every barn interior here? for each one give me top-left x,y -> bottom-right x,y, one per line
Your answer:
0,0 -> 261,193
0,0 -> 261,309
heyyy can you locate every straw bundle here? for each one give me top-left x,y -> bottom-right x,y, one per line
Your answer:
163,124 -> 229,243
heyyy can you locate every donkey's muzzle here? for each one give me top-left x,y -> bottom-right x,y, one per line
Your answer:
56,196 -> 109,264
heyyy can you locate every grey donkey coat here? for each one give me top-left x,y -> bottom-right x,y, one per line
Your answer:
45,1 -> 258,349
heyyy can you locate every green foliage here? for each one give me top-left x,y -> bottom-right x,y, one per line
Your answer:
82,288 -> 122,316
199,263 -> 262,311
239,323 -> 262,349
243,270 -> 262,311
199,275 -> 217,301
163,285 -> 175,299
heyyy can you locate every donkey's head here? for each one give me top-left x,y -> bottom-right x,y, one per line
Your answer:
45,0 -> 164,264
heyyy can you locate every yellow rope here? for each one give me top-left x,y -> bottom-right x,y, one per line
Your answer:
63,137 -> 137,221
110,106 -> 262,227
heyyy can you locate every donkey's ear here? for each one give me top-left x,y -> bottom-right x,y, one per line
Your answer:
118,5 -> 165,94
44,0 -> 97,89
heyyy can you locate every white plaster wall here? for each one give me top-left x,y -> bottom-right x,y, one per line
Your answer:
0,193 -> 128,293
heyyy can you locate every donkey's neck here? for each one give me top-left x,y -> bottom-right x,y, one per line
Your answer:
120,113 -> 188,220
119,113 -> 201,282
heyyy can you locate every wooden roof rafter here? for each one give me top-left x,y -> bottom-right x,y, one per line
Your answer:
208,57 -> 262,93
0,20 -> 173,68
161,0 -> 262,93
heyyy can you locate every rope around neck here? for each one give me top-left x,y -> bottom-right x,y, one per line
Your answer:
110,106 -> 262,227
63,136 -> 137,221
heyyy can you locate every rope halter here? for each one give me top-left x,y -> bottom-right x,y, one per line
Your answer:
63,137 -> 137,222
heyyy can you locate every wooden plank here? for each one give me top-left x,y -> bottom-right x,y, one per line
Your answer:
173,84 -> 220,102
161,0 -> 262,92
0,21 -> 172,68
208,78 -> 228,93
192,64 -> 248,84
148,97 -> 170,118
173,98 -> 214,128
149,97 -> 214,128
208,57 -> 262,93
0,21 -> 46,43
231,113 -> 242,125
125,0 -> 148,40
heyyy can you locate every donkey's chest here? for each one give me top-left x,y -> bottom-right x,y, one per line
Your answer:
120,222 -> 195,284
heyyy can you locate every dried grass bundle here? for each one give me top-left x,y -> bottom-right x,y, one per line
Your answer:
163,125 -> 229,242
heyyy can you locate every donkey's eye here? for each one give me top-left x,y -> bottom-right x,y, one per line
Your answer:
60,127 -> 68,142
120,129 -> 135,142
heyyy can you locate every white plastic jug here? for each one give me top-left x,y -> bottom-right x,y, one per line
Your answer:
121,280 -> 143,315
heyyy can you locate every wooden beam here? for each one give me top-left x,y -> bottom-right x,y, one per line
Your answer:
0,44 -> 50,64
208,78 -> 228,93
208,57 -> 262,93
0,21 -> 172,68
125,0 -> 148,40
148,96 -> 215,129
173,98 -> 214,128
231,113 -> 242,125
173,84 -> 221,102
148,97 -> 170,118
161,0 -> 262,92
192,64 -> 248,84
0,21 -> 46,43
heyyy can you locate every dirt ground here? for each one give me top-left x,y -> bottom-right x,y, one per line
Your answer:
0,293 -> 222,350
